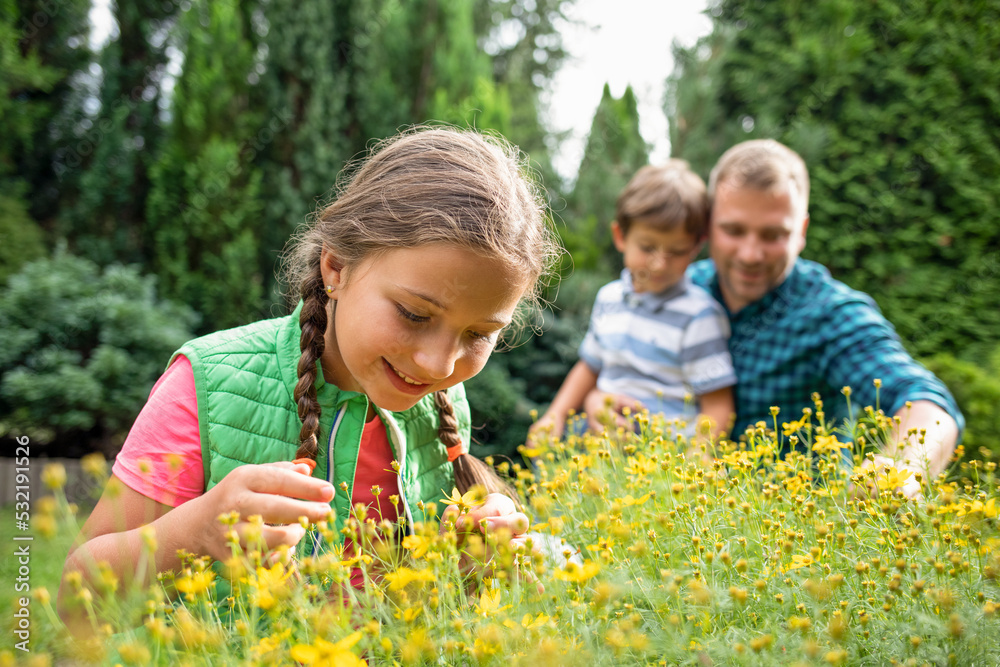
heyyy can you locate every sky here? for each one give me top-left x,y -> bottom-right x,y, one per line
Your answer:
545,0 -> 713,181
88,0 -> 714,182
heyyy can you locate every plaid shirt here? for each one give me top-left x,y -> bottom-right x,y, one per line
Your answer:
688,258 -> 964,438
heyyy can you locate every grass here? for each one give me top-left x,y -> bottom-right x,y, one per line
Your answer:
0,500 -> 90,650
3,396 -> 1000,665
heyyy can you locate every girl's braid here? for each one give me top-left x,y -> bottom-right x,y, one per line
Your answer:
293,271 -> 328,461
435,390 -> 523,510
433,390 -> 463,450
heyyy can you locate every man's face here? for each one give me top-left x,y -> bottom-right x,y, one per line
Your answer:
709,181 -> 808,313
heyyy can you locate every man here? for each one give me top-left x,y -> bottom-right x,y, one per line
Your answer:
587,139 -> 962,497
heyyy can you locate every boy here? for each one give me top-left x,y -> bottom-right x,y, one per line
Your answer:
532,161 -> 736,440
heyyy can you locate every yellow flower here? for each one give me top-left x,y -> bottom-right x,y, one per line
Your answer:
785,554 -> 815,571
34,514 -> 57,539
520,613 -> 551,630
402,534 -> 432,559
441,485 -> 487,514
395,606 -> 422,623
242,562 -> 293,610
250,628 -> 292,661
875,466 -> 913,493
42,463 -> 66,490
624,455 -> 657,477
175,569 -> 215,598
80,452 -> 108,480
290,631 -> 366,667
117,641 -> 151,666
519,445 -> 543,458
958,498 -> 998,519
554,560 -> 600,584
474,586 -> 511,616
616,493 -> 651,506
382,567 -> 435,591
782,417 -> 808,436
812,435 -> 848,455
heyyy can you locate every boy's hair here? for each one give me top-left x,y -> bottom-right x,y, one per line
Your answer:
615,160 -> 709,238
708,139 -> 810,218
282,127 -> 561,504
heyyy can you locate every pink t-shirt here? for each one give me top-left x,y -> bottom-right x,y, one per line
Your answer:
114,358 -> 403,514
113,355 -> 204,506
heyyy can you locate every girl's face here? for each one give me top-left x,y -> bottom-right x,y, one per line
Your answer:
320,243 -> 527,412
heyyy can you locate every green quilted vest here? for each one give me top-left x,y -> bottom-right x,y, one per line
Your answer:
172,303 -> 468,544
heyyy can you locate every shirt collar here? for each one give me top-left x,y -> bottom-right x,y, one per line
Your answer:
620,268 -> 689,311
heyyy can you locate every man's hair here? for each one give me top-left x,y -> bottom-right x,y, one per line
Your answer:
708,139 -> 810,217
615,160 -> 709,238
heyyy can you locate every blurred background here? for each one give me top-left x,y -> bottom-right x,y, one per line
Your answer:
1,0 -> 998,471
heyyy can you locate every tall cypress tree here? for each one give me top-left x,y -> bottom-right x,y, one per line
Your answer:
146,0 -> 263,331
0,1 -> 70,280
1,0 -> 90,279
249,0 -> 351,307
59,0 -> 179,266
564,84 -> 649,275
666,0 -> 1000,359
9,0 -> 91,224
251,0 -> 525,307
346,0 -> 503,142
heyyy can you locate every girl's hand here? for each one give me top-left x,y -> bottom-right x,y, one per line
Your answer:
440,493 -> 536,586
190,461 -> 335,561
442,492 -> 530,540
442,493 -> 546,593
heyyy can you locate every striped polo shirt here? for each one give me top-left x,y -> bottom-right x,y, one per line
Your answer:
578,269 -> 737,419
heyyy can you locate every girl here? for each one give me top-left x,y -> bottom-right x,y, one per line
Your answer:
59,127 -> 560,627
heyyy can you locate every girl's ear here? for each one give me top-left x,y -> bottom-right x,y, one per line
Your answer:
320,247 -> 346,297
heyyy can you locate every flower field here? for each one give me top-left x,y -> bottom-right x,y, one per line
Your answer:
5,396 -> 1000,666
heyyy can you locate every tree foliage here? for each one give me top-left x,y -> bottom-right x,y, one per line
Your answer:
57,0 -> 179,266
145,0 -> 264,331
667,0 -> 1000,360
0,0 -> 89,280
922,347 -> 1000,461
0,0 -> 576,453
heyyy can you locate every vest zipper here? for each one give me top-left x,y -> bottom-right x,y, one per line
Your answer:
376,406 -> 415,537
307,407 -> 345,557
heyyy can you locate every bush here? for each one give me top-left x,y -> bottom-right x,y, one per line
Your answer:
0,250 -> 198,456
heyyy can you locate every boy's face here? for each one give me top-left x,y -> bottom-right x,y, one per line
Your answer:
612,219 -> 703,294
